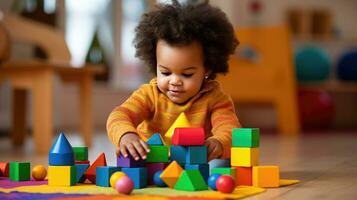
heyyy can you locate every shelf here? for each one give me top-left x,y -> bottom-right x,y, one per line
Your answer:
299,80 -> 357,93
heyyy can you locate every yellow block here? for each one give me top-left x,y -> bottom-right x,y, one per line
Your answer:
159,161 -> 183,188
48,166 -> 76,186
164,112 -> 190,145
231,147 -> 259,167
253,166 -> 280,188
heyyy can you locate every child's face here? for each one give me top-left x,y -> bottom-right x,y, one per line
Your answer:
156,40 -> 207,104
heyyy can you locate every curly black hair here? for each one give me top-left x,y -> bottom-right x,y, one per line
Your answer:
133,0 -> 239,79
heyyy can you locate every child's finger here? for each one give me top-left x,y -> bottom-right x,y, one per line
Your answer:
133,141 -> 147,159
139,140 -> 150,153
127,143 -> 140,160
120,146 -> 128,157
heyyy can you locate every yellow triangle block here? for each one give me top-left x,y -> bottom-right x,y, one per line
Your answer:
159,161 -> 183,188
164,112 -> 191,145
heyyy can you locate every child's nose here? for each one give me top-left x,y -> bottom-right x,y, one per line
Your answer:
170,75 -> 183,86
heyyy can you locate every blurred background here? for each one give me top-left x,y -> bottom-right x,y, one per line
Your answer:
0,0 -> 357,151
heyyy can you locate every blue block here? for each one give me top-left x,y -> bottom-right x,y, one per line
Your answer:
122,167 -> 147,189
146,133 -> 164,145
170,145 -> 187,165
75,164 -> 89,183
48,132 -> 74,166
186,146 -> 207,164
185,164 -> 209,183
208,159 -> 230,175
96,166 -> 121,187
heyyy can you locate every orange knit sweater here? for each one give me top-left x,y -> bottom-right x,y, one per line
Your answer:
107,78 -> 241,158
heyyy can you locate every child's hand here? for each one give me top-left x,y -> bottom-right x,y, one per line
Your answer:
117,132 -> 150,160
205,138 -> 223,161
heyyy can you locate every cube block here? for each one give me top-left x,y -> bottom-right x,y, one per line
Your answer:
72,147 -> 88,161
170,145 -> 187,165
9,162 -> 30,181
231,147 -> 259,167
234,166 -> 252,186
122,167 -> 147,189
117,154 -> 145,168
253,166 -> 280,188
146,145 -> 169,163
48,166 -> 76,186
186,146 -> 207,164
96,166 -> 121,187
211,167 -> 236,180
232,128 -> 260,147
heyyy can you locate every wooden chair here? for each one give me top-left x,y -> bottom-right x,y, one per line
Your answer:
218,25 -> 300,134
0,13 -> 103,154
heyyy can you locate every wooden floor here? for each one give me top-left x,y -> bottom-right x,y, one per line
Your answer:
1,131 -> 357,199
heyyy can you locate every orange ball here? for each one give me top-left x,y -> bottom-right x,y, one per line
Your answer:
110,171 -> 126,188
32,165 -> 47,181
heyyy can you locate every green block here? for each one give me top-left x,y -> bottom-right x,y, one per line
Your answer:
174,170 -> 208,191
211,167 -> 236,180
146,145 -> 169,163
72,146 -> 88,161
9,162 -> 30,181
69,165 -> 77,185
232,128 -> 260,147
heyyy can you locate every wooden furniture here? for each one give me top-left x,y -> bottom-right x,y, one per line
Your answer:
0,13 -> 103,154
218,25 -> 300,135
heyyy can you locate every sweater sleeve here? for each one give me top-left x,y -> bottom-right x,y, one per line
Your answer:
106,84 -> 154,147
209,89 -> 241,159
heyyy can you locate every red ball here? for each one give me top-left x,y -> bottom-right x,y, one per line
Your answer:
115,176 -> 134,195
216,175 -> 235,193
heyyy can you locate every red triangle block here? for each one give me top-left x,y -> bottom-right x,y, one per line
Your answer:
84,152 -> 107,183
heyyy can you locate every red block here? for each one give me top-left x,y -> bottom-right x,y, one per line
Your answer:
146,163 -> 168,185
234,166 -> 252,186
0,162 -> 9,177
171,128 -> 205,146
75,160 -> 90,165
84,153 -> 107,183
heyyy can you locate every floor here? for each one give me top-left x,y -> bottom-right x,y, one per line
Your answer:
0,131 -> 357,200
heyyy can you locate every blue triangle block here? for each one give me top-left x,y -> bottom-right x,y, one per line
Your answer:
48,132 -> 74,166
147,133 -> 164,145
75,164 -> 90,183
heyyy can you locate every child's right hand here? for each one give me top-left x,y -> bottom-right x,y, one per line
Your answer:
117,132 -> 150,160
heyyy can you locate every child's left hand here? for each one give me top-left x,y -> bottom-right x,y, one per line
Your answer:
205,138 -> 223,161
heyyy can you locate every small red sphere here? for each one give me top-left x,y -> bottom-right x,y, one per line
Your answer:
115,176 -> 134,195
216,175 -> 235,193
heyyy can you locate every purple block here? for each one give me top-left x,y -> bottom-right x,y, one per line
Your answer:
117,154 -> 145,168
146,162 -> 168,185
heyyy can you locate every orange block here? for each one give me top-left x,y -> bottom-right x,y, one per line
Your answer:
0,162 -> 9,177
84,152 -> 107,183
160,161 -> 183,188
253,166 -> 280,188
234,166 -> 252,186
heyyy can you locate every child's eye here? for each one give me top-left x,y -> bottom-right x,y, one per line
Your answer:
182,73 -> 193,77
161,72 -> 171,76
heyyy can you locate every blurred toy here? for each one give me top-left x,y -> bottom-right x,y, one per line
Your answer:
337,50 -> 357,80
216,175 -> 235,193
110,171 -> 126,188
32,165 -> 47,181
208,174 -> 221,190
115,175 -> 134,195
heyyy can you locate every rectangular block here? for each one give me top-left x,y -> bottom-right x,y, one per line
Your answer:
72,147 -> 88,161
186,146 -> 207,164
117,154 -> 145,168
211,167 -> 236,180
208,159 -> 230,175
234,166 -> 252,186
122,167 -> 147,189
172,128 -> 205,146
0,162 -> 9,177
146,163 -> 168,185
231,147 -> 259,167
75,160 -> 90,165
96,166 -> 121,187
146,145 -> 169,163
232,128 -> 260,147
253,166 -> 280,188
48,166 -> 76,186
170,145 -> 187,165
185,164 -> 209,183
9,162 -> 30,181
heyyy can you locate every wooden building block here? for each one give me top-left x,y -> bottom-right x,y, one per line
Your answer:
84,152 -> 107,184
96,166 -> 121,187
117,154 -> 145,168
232,128 -> 260,147
72,146 -> 88,161
174,170 -> 208,191
164,112 -> 191,145
146,145 -> 169,163
146,162 -> 168,185
75,164 -> 89,183
0,162 -> 9,177
48,132 -> 74,166
234,166 -> 252,186
185,164 -> 209,183
160,161 -> 183,188
122,167 -> 147,189
208,159 -> 230,175
147,133 -> 164,145
170,145 -> 187,165
186,146 -> 207,164
211,167 -> 236,180
231,147 -> 259,167
48,166 -> 76,186
253,166 -> 280,188
9,162 -> 30,181
172,128 -> 205,146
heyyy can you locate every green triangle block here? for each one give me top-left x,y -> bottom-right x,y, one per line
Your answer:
174,170 -> 208,191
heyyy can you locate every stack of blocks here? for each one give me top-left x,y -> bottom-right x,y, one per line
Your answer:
230,128 -> 280,187
48,133 -> 76,186
72,147 -> 90,183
